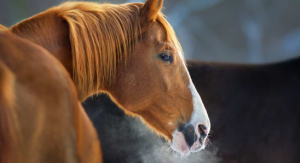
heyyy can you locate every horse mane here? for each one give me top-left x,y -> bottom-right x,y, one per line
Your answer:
52,2 -> 141,99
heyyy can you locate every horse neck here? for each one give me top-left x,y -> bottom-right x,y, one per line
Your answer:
10,12 -> 98,101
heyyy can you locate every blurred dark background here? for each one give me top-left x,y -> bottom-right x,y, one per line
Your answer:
1,0 -> 300,63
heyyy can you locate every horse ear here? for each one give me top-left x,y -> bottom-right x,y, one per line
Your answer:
140,0 -> 163,22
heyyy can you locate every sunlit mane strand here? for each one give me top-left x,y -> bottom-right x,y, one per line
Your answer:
55,1 -> 183,100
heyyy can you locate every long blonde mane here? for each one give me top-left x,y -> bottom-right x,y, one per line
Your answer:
52,1 -> 183,99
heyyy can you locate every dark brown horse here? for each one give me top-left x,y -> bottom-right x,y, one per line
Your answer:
0,32 -> 101,163
84,58 -> 300,163
189,58 -> 300,163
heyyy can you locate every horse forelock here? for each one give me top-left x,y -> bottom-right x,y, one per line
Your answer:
155,13 -> 184,63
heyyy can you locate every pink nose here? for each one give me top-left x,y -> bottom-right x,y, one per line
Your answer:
171,123 -> 209,155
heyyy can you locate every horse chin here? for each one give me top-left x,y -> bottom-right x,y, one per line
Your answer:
171,130 -> 205,157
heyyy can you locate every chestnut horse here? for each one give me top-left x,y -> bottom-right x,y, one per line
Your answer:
0,32 -> 101,163
8,0 -> 210,157
84,58 -> 300,163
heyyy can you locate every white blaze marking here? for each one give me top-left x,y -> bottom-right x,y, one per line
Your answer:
171,51 -> 211,155
177,51 -> 210,132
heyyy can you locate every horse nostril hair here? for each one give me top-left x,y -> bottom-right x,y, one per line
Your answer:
198,124 -> 207,144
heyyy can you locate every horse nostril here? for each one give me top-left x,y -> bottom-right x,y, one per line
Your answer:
198,124 -> 207,144
199,124 -> 207,130
182,124 -> 197,148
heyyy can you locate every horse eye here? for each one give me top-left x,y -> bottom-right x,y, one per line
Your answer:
159,52 -> 173,63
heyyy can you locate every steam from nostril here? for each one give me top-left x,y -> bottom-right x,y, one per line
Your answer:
85,95 -> 220,163
183,123 -> 197,148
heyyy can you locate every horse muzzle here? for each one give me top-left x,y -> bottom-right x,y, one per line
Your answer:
171,123 -> 209,156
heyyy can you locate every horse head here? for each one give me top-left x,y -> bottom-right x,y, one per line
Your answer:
107,0 -> 211,155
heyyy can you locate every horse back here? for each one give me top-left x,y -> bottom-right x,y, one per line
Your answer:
0,32 -> 102,163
